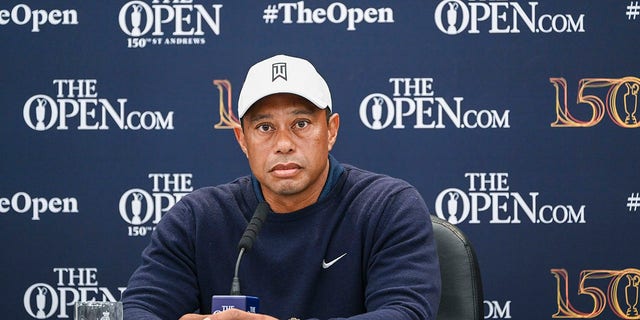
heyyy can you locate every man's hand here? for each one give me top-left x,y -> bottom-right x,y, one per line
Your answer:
179,309 -> 278,320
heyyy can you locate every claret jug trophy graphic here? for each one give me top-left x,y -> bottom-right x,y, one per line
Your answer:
35,98 -> 48,131
130,4 -> 143,36
130,192 -> 143,225
624,82 -> 639,125
371,97 -> 383,129
35,287 -> 48,319
626,274 -> 640,317
446,192 -> 459,224
446,2 -> 459,34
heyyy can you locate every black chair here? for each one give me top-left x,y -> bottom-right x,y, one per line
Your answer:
431,215 -> 484,320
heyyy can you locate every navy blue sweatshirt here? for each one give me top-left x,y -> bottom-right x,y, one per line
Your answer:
123,159 -> 441,319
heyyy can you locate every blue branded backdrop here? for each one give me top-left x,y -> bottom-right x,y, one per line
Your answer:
2,1 -> 639,319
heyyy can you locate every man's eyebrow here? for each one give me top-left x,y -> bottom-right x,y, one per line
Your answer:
245,113 -> 272,123
291,108 -> 315,116
246,107 -> 316,122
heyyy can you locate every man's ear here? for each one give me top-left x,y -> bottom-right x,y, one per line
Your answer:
233,126 -> 249,157
327,113 -> 340,151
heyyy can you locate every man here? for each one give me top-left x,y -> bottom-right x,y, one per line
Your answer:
122,54 -> 441,320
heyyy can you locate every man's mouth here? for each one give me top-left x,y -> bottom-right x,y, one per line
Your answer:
270,163 -> 302,177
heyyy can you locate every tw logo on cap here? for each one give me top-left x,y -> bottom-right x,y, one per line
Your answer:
272,62 -> 287,81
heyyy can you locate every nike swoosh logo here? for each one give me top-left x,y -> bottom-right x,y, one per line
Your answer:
322,253 -> 347,269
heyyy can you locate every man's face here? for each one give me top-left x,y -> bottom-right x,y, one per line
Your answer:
234,93 -> 339,212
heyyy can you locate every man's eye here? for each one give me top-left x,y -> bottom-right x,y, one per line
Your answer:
295,121 -> 309,129
257,124 -> 272,132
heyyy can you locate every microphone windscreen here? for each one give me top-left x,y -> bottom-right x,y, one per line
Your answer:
238,202 -> 269,251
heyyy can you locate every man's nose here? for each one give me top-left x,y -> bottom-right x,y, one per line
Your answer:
274,130 -> 295,154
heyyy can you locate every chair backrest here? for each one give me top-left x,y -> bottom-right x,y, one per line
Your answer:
431,215 -> 484,320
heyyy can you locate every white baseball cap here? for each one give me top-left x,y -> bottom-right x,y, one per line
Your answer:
237,54 -> 332,118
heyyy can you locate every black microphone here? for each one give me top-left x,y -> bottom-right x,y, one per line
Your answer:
212,202 -> 268,313
230,202 -> 269,295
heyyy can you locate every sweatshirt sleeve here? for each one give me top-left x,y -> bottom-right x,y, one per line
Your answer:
122,200 -> 200,319
346,186 -> 441,320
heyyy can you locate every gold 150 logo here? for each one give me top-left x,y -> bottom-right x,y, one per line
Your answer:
551,268 -> 640,319
550,77 -> 640,128
213,79 -> 240,129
